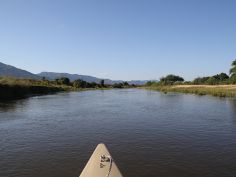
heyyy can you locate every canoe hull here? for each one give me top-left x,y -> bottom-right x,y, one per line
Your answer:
79,143 -> 123,177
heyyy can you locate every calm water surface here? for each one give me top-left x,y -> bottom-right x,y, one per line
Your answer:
0,89 -> 236,177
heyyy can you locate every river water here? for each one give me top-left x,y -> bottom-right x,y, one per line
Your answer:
0,89 -> 236,177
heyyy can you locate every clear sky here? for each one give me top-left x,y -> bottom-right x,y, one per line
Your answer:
0,0 -> 236,81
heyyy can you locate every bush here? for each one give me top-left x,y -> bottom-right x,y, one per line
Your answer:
213,73 -> 229,81
113,83 -> 123,88
206,77 -> 219,85
146,81 -> 155,86
160,74 -> 184,83
229,74 -> 236,84
55,77 -> 70,85
73,79 -> 87,88
193,77 -> 210,85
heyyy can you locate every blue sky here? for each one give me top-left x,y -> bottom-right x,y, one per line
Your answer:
0,0 -> 235,81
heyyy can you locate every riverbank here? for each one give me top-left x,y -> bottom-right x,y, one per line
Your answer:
142,85 -> 236,97
0,77 -> 119,100
0,77 -> 75,100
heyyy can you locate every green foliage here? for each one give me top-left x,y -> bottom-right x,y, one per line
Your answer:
184,81 -> 192,84
113,83 -> 124,88
123,82 -> 129,86
160,74 -> 184,85
0,77 -> 71,100
193,77 -> 209,84
112,82 -> 133,88
73,79 -> 109,88
158,60 -> 236,85
73,79 -> 87,88
213,73 -> 229,81
87,82 -> 98,88
206,77 -> 219,85
144,60 -> 236,86
55,77 -> 70,85
145,81 -> 155,86
192,73 -> 229,85
230,59 -> 236,76
100,79 -> 105,86
229,74 -> 236,84
233,60 -> 236,65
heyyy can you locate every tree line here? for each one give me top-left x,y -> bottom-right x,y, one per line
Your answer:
146,59 -> 236,85
47,77 -> 135,89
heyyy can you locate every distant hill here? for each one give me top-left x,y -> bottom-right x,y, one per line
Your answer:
38,72 -> 102,83
0,62 -> 148,85
0,62 -> 41,80
38,72 -> 148,85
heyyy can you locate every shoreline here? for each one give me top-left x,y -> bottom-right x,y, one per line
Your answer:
0,77 -> 116,101
0,84 -> 69,100
0,84 -> 115,101
142,85 -> 236,97
0,85 -> 115,101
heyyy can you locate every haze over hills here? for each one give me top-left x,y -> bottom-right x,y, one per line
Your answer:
38,72 -> 101,83
37,72 -> 149,85
0,62 -> 149,85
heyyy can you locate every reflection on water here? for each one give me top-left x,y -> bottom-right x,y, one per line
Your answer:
0,99 -> 32,112
0,101 -> 18,112
229,98 -> 236,121
0,89 -> 236,177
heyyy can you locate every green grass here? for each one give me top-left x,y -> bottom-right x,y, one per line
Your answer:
142,85 -> 236,97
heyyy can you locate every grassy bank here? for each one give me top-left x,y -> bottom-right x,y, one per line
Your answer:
0,77 -> 75,100
142,84 -> 236,97
0,77 -> 117,100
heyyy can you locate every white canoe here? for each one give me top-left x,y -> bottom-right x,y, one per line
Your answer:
79,143 -> 123,177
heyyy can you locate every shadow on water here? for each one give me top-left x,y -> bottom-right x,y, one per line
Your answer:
0,99 -> 28,113
229,98 -> 236,121
0,91 -> 62,113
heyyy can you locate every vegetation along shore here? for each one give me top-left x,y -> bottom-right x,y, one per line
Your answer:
143,60 -> 236,97
0,77 -> 134,100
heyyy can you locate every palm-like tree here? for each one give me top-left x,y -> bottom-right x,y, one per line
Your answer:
230,60 -> 236,76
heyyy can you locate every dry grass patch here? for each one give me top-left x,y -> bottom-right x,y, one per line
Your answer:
144,84 -> 236,97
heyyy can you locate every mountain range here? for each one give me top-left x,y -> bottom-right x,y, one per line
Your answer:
0,62 -> 149,85
0,62 -> 41,80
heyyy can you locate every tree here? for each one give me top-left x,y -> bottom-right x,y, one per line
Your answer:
193,77 -> 210,85
100,80 -> 105,87
113,83 -> 123,88
213,73 -> 229,81
146,81 -> 154,86
230,59 -> 236,76
123,82 -> 129,86
206,77 -> 218,85
160,74 -> 184,84
55,77 -> 70,85
229,75 -> 236,84
73,79 -> 87,88
88,82 -> 98,88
